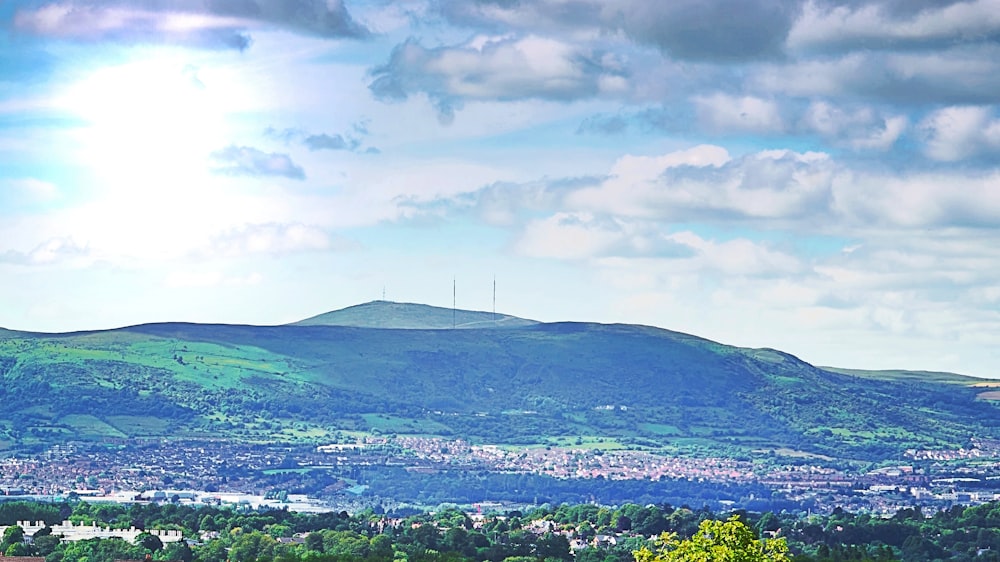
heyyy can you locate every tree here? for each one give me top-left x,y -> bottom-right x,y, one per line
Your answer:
305,531 -> 325,552
370,534 -> 395,559
536,532 -> 572,562
163,540 -> 194,562
633,516 -> 789,562
2,524 -> 24,546
0,524 -> 24,556
138,532 -> 164,553
32,535 -> 61,557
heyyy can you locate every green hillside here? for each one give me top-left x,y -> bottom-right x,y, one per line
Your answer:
0,302 -> 998,461
294,300 -> 537,329
821,366 -> 983,385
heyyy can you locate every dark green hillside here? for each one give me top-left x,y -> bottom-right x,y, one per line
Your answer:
0,302 -> 998,460
294,300 -> 537,329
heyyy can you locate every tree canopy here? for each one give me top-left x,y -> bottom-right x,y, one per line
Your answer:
633,516 -> 789,562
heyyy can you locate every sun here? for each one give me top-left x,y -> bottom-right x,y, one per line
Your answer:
63,52 -> 232,197
55,51 -> 254,260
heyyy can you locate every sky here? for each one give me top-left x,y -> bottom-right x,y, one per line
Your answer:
1,0 -> 1000,378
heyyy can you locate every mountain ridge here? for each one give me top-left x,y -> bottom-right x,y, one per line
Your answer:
0,301 -> 997,461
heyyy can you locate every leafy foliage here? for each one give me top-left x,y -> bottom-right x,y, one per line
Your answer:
12,499 -> 1000,561
634,516 -> 790,562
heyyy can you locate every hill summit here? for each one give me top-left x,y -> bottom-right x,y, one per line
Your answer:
291,300 -> 538,329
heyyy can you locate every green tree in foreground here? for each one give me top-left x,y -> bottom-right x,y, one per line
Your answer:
633,516 -> 790,562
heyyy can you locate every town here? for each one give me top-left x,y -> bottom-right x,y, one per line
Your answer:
2,437 -> 1000,518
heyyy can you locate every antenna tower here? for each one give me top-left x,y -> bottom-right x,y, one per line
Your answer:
493,276 -> 496,327
453,276 -> 456,329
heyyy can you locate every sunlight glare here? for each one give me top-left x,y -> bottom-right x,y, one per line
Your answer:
58,53 -> 258,260
65,54 -> 231,197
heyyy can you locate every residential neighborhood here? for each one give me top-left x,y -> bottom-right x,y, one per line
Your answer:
1,437 -> 1000,517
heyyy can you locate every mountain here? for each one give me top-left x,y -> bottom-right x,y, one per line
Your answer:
821,367 -> 983,385
0,302 -> 998,461
293,300 -> 537,329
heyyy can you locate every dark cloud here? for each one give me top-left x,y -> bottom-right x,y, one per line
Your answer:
437,0 -> 799,62
223,0 -> 368,39
835,0 -> 969,18
369,36 -> 628,121
438,0 -> 603,33
611,0 -> 800,62
11,0 -> 368,49
210,145 -> 305,179
438,0 -> 1000,66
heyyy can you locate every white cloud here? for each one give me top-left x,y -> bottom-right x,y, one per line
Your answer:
788,0 -> 1000,53
206,223 -> 336,258
0,237 -> 90,266
851,115 -> 908,151
832,168 -> 1000,228
752,47 -> 1000,105
515,212 -> 624,260
693,93 -> 785,134
400,142 -> 1000,237
511,211 -> 802,279
16,5 -> 246,39
14,0 -> 368,47
513,213 -> 692,260
919,106 -> 1000,161
210,145 -> 306,179
369,35 -> 628,120
665,231 -> 803,277
801,101 -> 907,151
571,146 -> 834,222
14,4 -> 252,48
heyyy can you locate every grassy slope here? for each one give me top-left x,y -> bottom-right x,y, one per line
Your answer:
293,300 -> 538,329
1,304 -> 999,460
821,366 -> 983,385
